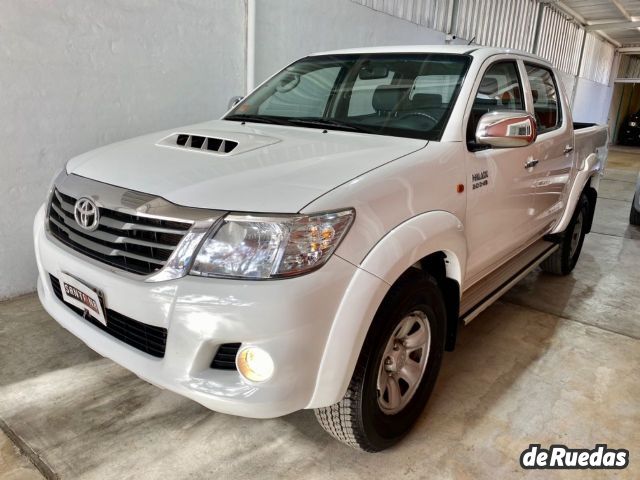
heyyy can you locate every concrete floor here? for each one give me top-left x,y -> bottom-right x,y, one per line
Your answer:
1,148 -> 639,480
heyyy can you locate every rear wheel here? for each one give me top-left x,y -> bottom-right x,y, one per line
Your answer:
541,193 -> 589,275
314,270 -> 446,451
630,194 -> 640,225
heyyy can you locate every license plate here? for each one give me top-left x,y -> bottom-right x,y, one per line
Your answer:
59,272 -> 107,326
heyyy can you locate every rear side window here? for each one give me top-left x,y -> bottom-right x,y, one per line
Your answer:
467,61 -> 524,142
525,64 -> 561,133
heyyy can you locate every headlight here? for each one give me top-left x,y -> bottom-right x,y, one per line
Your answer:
630,121 -> 637,127
190,208 -> 354,279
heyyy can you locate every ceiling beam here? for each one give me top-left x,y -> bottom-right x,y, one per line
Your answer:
618,47 -> 640,53
553,1 -> 622,47
585,20 -> 640,31
610,0 -> 632,21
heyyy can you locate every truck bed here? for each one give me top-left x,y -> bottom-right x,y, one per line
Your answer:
574,123 -> 609,170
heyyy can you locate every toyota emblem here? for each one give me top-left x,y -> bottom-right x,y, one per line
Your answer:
74,197 -> 100,231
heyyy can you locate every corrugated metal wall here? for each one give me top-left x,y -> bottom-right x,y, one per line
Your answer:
350,0 -> 451,32
536,6 -> 584,76
617,55 -> 640,79
580,33 -> 616,84
349,0 -> 616,86
452,0 -> 538,51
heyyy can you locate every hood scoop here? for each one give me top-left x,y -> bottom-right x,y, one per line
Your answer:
176,133 -> 238,153
156,130 -> 281,156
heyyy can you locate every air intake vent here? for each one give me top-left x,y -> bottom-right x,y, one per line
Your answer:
210,343 -> 242,370
170,133 -> 238,154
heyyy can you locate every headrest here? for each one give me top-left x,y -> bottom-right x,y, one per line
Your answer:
372,85 -> 409,112
411,93 -> 442,109
478,77 -> 499,95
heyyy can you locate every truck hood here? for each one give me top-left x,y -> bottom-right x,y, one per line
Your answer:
66,119 -> 426,212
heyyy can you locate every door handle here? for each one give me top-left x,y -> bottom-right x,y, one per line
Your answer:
524,159 -> 539,169
564,145 -> 574,154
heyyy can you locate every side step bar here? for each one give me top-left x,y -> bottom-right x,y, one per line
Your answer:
460,240 -> 558,324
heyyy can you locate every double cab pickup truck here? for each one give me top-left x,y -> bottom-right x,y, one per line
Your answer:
34,46 -> 608,451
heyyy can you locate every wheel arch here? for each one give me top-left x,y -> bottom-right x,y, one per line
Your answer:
583,177 -> 598,233
551,152 -> 601,235
307,211 -> 467,408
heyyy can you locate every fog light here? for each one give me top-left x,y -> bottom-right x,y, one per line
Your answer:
236,346 -> 274,382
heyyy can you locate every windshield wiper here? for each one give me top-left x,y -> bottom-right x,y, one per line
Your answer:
225,114 -> 292,126
287,118 -> 373,133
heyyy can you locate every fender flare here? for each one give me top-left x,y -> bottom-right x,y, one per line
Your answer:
307,211 -> 467,408
551,152 -> 601,234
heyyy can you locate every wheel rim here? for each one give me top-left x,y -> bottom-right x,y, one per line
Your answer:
569,210 -> 584,259
376,310 -> 431,415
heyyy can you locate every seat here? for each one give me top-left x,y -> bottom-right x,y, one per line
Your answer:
372,85 -> 411,116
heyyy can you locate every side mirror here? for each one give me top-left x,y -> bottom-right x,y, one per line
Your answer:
228,96 -> 244,110
476,111 -> 537,148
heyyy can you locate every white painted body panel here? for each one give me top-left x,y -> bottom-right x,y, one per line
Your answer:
35,46 -> 609,416
67,120 -> 425,213
34,204 -> 387,417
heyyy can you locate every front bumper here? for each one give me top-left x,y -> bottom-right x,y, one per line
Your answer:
34,204 -> 363,418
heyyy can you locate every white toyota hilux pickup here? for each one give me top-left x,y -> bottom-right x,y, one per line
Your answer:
34,46 -> 608,451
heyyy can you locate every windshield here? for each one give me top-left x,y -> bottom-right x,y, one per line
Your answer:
225,53 -> 471,140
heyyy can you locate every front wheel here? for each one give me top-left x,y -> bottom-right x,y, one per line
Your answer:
541,193 -> 590,275
314,270 -> 446,451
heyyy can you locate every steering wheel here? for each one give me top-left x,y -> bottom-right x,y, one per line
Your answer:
398,112 -> 438,129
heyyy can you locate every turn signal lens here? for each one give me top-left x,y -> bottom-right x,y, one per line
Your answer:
236,347 -> 274,382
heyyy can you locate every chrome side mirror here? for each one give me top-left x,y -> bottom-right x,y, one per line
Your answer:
476,111 -> 537,148
228,96 -> 244,110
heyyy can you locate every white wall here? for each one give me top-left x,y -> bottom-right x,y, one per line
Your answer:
1,0 -> 451,300
254,0 -> 445,84
0,0 -> 617,300
0,0 -> 244,300
572,77 -> 614,124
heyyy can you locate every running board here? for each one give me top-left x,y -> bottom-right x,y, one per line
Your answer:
460,240 -> 558,324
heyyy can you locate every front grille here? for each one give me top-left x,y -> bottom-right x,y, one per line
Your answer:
47,188 -> 192,275
210,343 -> 241,370
50,274 -> 167,358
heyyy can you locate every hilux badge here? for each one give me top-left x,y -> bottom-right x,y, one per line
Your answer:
472,170 -> 489,190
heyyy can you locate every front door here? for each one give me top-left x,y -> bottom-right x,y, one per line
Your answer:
463,59 -> 541,286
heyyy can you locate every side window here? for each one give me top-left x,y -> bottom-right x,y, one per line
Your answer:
467,61 -> 524,142
258,66 -> 341,118
525,64 -> 561,133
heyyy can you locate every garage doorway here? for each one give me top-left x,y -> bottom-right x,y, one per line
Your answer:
609,81 -> 640,145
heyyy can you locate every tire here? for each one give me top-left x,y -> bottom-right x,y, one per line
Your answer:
314,269 -> 446,452
630,194 -> 640,225
540,193 -> 590,275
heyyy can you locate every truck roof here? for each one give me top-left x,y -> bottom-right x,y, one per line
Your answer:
311,45 -> 552,67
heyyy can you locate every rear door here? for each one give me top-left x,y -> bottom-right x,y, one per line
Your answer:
524,63 -> 574,233
463,57 -> 540,285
